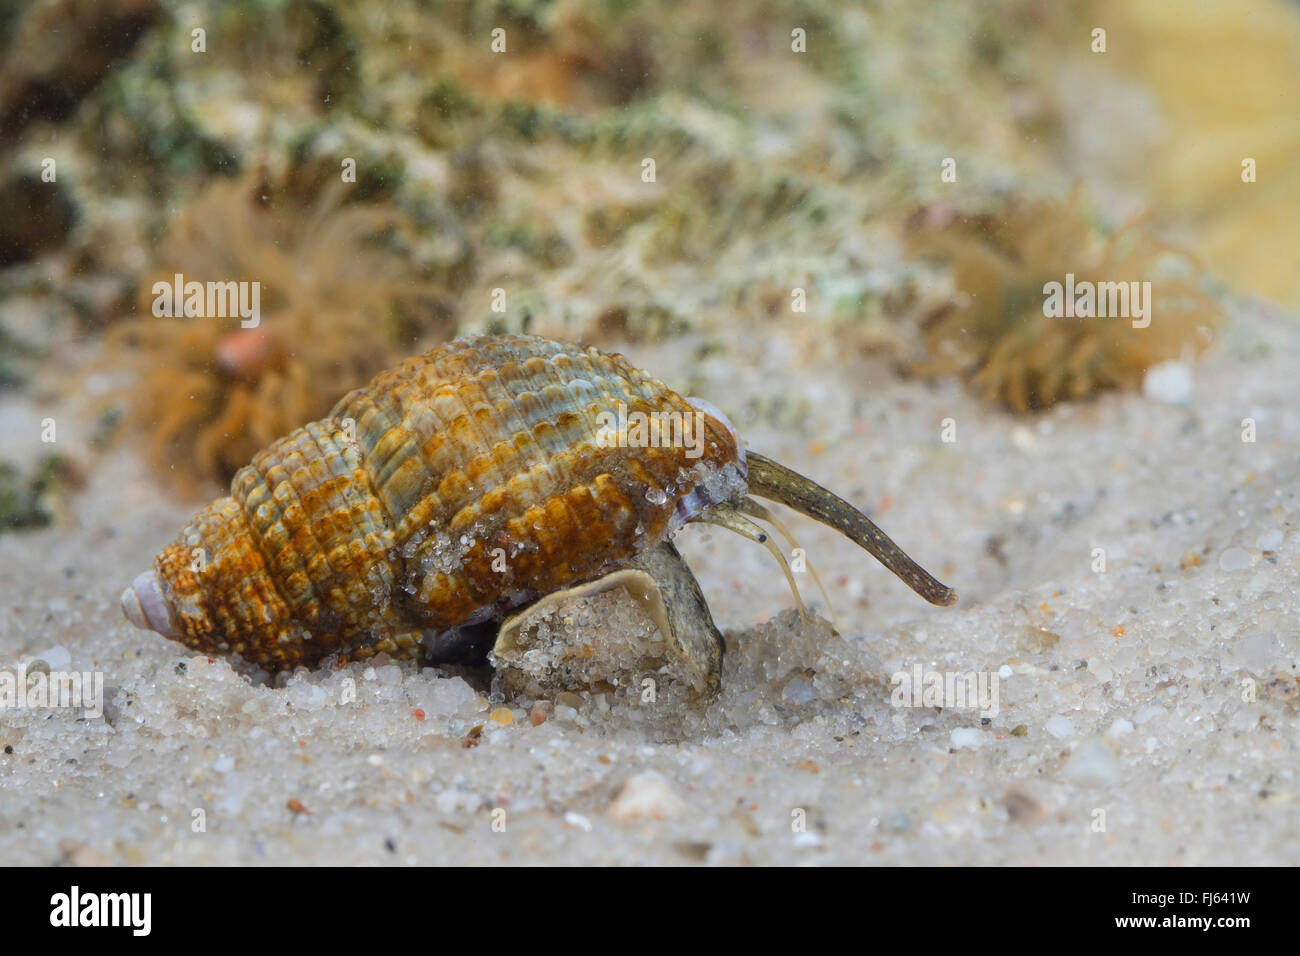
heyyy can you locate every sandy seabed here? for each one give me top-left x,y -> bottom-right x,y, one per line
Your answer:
1,304 -> 1297,866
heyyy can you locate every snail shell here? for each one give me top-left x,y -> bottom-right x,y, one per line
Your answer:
121,334 -> 745,670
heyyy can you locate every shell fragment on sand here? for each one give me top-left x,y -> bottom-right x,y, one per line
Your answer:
491,541 -> 725,701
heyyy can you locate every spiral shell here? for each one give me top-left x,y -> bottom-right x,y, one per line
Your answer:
121,334 -> 745,670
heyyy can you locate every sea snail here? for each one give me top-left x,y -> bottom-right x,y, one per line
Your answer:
121,334 -> 955,691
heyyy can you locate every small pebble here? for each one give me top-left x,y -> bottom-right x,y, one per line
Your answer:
1009,426 -> 1036,452
1044,715 -> 1074,740
607,771 -> 685,820
1002,787 -> 1043,824
1254,529 -> 1283,551
781,677 -> 815,705
1218,547 -> 1253,572
1087,658 -> 1114,683
950,728 -> 985,750
1142,361 -> 1193,405
1063,737 -> 1120,786
564,811 -> 593,832
1106,718 -> 1134,738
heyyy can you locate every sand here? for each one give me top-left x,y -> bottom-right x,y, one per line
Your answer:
1,301 -> 1297,865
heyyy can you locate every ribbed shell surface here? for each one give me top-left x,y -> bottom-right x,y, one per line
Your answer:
148,335 -> 743,669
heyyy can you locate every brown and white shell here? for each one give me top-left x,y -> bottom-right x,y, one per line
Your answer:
122,333 -> 956,687
121,334 -> 746,670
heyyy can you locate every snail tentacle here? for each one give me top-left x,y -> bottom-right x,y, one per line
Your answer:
737,496 -> 837,628
743,452 -> 957,607
695,502 -> 814,652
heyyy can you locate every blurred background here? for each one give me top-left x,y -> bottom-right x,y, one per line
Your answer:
1,0 -> 1297,517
